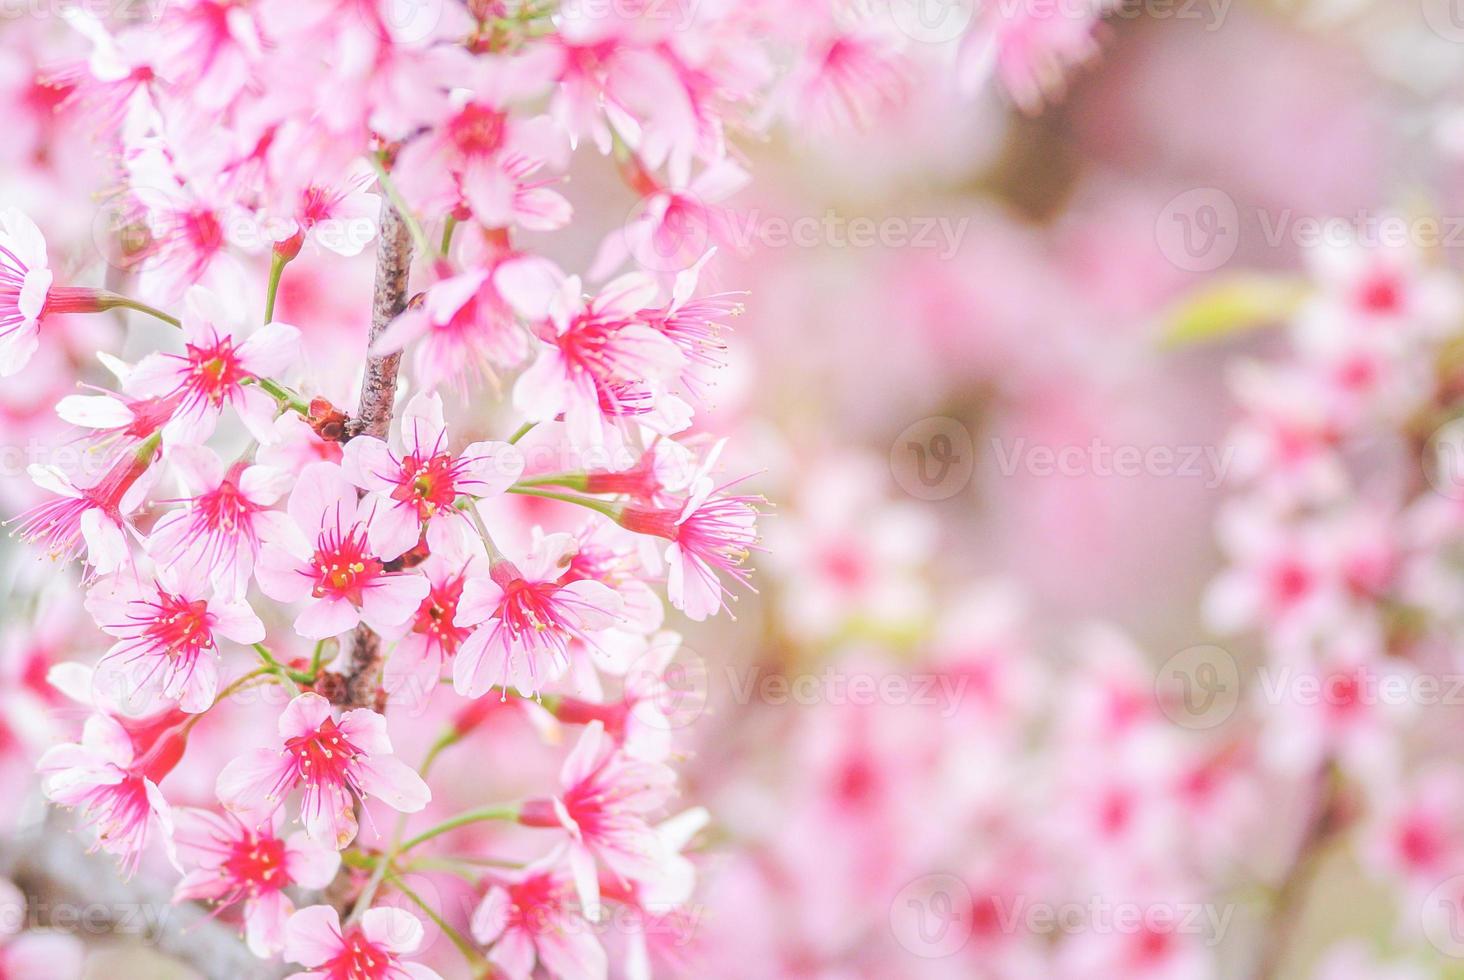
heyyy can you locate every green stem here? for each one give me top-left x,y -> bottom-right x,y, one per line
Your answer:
388,873 -> 485,968
96,292 -> 181,328
507,421 -> 537,445
265,250 -> 290,323
399,804 -> 521,854
513,471 -> 589,491
370,155 -> 435,259
440,216 -> 459,256
251,643 -> 312,685
253,376 -> 310,415
506,486 -> 620,519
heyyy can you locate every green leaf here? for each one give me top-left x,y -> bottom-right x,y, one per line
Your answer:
1161,275 -> 1309,348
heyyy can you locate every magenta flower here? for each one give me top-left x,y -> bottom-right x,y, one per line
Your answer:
283,905 -> 443,980
394,51 -> 571,231
499,265 -> 687,448
85,572 -> 264,713
519,720 -> 686,916
173,808 -> 340,957
147,446 -> 294,597
372,261 -> 530,393
37,712 -> 183,876
469,853 -> 607,980
381,550 -> 483,699
0,208 -> 52,378
452,532 -> 623,699
13,446 -> 159,574
125,286 -> 301,446
217,692 -> 430,848
254,461 -> 431,640
341,391 -> 523,561
620,477 -> 760,621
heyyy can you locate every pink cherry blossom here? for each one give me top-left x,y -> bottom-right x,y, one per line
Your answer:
470,853 -> 607,980
500,267 -> 687,448
254,461 -> 431,640
283,904 -> 443,980
619,477 -> 760,621
0,208 -> 51,377
37,712 -> 183,875
13,445 -> 159,574
125,287 -> 301,445
217,692 -> 430,848
85,572 -> 264,713
147,446 -> 294,596
518,720 -> 687,915
173,808 -> 341,957
341,391 -> 523,561
453,532 -> 623,698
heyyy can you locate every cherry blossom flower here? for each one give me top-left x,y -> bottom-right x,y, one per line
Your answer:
519,720 -> 689,915
125,287 -> 301,445
37,712 -> 183,875
13,443 -> 159,573
341,391 -> 523,560
393,51 -> 571,230
371,259 -> 532,392
453,532 -> 623,698
470,853 -> 607,980
173,808 -> 340,957
382,549 -> 483,700
619,478 -> 760,621
147,446 -> 294,596
0,209 -> 51,377
499,266 -> 687,448
255,461 -> 431,640
283,904 -> 443,980
85,572 -> 264,714
217,692 -> 430,848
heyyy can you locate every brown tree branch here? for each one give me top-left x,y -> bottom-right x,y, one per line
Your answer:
334,196 -> 413,712
0,817 -> 286,980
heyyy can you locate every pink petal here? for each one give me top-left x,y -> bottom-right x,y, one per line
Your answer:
355,754 -> 431,814
360,573 -> 431,632
283,905 -> 345,968
295,596 -> 362,639
217,748 -> 292,817
361,906 -> 424,955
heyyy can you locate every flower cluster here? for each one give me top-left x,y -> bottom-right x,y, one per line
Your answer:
0,0 -> 1124,974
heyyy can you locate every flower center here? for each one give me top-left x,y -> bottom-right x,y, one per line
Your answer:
449,103 -> 507,158
143,592 -> 214,659
222,834 -> 288,896
310,526 -> 383,604
185,338 -> 247,404
393,452 -> 459,517
285,717 -> 362,788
